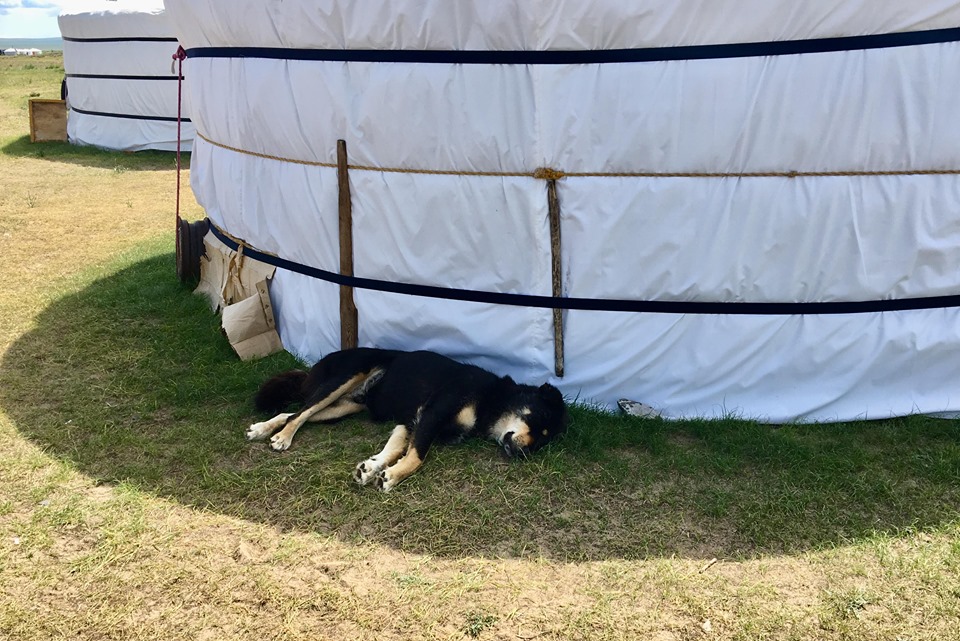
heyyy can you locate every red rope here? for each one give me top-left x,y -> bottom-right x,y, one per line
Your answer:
173,46 -> 186,250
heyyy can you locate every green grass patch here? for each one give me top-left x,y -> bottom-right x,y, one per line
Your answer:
1,135 -> 188,171
463,610 -> 498,637
1,239 -> 959,562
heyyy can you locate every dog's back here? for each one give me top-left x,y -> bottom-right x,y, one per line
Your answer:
365,350 -> 498,424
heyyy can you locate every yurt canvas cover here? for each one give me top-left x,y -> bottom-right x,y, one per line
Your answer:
164,0 -> 960,422
59,1 -> 193,152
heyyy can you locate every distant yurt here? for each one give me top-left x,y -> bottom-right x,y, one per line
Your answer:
164,0 -> 960,422
59,1 -> 193,151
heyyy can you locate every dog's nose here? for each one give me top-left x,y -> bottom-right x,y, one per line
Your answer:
502,431 -> 515,454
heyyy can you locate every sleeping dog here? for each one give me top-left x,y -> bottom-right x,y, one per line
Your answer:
246,348 -> 567,492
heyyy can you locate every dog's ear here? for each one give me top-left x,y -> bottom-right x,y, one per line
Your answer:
493,375 -> 517,395
539,383 -> 569,431
539,382 -> 564,405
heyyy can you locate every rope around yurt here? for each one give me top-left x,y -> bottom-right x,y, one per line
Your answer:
193,130 -> 960,181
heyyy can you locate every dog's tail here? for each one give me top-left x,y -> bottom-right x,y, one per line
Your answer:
254,370 -> 308,413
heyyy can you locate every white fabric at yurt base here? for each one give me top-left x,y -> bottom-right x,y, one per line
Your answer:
164,0 -> 960,423
59,1 -> 194,152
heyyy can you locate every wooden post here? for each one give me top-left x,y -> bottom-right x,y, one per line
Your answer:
547,179 -> 564,377
337,140 -> 359,349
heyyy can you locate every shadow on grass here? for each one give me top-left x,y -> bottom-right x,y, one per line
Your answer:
2,252 -> 959,561
1,134 -> 187,171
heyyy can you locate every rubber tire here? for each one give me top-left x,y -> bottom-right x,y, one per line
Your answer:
176,218 -> 209,284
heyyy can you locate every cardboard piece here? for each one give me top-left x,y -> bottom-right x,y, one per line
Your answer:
195,229 -> 283,360
29,99 -> 67,142
221,280 -> 283,360
195,230 -> 275,312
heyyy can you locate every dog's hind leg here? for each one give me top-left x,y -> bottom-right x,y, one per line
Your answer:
247,413 -> 295,441
248,399 -> 364,443
311,398 -> 366,422
354,424 -> 410,486
268,373 -> 369,451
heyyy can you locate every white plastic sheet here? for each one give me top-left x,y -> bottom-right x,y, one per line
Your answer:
166,0 -> 960,51
168,0 -> 960,421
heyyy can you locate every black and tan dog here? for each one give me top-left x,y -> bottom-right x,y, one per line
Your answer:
246,348 -> 567,492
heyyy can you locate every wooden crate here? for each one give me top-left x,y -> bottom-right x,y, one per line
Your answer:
28,99 -> 67,142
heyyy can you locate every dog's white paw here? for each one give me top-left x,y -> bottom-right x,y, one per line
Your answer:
269,433 -> 292,451
246,422 -> 273,441
374,469 -> 397,493
353,459 -> 382,486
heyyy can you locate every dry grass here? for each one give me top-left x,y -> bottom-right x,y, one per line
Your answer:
2,54 -> 960,641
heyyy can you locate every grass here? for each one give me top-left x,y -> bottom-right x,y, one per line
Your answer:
464,611 -> 498,637
5,257 -> 958,559
2,53 -> 960,640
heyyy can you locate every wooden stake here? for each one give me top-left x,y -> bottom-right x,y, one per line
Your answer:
547,179 -> 564,377
699,558 -> 719,573
337,140 -> 359,350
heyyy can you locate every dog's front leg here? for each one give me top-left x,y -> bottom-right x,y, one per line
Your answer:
354,424 -> 410,486
374,417 -> 442,493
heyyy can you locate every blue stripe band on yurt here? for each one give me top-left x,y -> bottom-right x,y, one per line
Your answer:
65,74 -> 182,80
69,105 -> 191,123
62,36 -> 179,43
207,224 -> 960,315
184,27 -> 960,64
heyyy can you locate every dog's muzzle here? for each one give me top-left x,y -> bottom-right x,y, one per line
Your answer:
500,432 -> 529,458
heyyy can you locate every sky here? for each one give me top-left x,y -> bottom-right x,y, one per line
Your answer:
0,0 -> 64,38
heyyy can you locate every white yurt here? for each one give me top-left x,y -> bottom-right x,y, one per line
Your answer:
163,0 -> 960,422
59,1 -> 193,151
